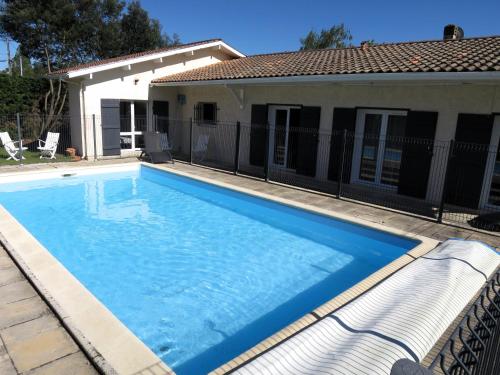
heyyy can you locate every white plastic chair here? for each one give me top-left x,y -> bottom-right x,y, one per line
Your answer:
159,133 -> 172,152
37,132 -> 60,159
0,132 -> 27,161
193,134 -> 209,161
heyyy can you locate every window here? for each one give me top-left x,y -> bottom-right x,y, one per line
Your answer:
352,109 -> 407,188
119,100 -> 147,150
195,102 -> 217,123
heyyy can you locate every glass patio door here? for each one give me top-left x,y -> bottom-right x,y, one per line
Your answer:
355,110 -> 407,188
268,106 -> 299,169
119,100 -> 147,151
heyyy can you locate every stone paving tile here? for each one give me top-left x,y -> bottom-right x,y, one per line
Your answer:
0,296 -> 50,330
0,281 -> 37,305
0,254 -> 16,270
1,315 -> 79,373
0,267 -> 23,287
0,246 -> 98,375
23,352 -> 98,375
0,337 -> 17,375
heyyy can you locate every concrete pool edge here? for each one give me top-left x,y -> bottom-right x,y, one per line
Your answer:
0,162 -> 438,375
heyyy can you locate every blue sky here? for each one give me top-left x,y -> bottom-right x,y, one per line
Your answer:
1,0 -> 499,69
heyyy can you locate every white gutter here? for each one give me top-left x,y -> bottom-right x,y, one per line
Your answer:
151,71 -> 500,87
55,41 -> 245,79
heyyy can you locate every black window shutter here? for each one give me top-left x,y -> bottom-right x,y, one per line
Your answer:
328,108 -> 357,182
249,104 -> 268,166
397,111 -> 438,198
445,113 -> 494,208
101,99 -> 121,156
286,108 -> 301,170
296,106 -> 321,177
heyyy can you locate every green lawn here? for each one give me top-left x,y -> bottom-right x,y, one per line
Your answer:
0,149 -> 73,165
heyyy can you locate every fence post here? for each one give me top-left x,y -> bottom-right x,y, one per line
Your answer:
189,117 -> 193,164
234,121 -> 241,174
82,116 -> 88,159
437,139 -> 454,223
92,114 -> 97,161
337,129 -> 347,198
264,123 -> 270,182
16,113 -> 23,165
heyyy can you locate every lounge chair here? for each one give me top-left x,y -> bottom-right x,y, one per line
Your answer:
193,134 -> 209,161
142,132 -> 173,163
0,132 -> 27,161
37,132 -> 60,159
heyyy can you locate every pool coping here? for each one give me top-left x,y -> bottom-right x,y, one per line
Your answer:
0,161 -> 438,375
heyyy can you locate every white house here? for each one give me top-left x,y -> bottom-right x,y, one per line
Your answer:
52,26 -> 500,215
52,39 -> 243,157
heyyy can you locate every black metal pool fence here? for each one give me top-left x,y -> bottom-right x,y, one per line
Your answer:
427,267 -> 500,375
1,114 -> 500,233
165,117 -> 500,233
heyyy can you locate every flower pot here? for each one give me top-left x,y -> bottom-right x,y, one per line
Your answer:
66,147 -> 76,157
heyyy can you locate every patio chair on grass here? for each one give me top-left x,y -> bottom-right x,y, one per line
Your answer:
37,132 -> 60,159
142,132 -> 173,164
193,134 -> 209,162
0,132 -> 27,161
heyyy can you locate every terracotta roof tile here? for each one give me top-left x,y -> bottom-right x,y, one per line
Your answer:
51,39 -> 223,75
152,36 -> 500,83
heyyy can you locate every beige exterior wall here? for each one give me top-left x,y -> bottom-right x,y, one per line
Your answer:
68,48 -> 233,158
153,82 -> 500,203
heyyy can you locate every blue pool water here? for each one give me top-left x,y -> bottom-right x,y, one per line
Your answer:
0,166 -> 418,374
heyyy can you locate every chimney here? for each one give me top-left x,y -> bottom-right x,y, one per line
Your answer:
443,24 -> 464,40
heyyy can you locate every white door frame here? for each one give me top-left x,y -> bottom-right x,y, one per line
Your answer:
351,108 -> 407,189
479,115 -> 500,208
267,105 -> 300,170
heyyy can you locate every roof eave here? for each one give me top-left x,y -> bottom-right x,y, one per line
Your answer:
151,71 -> 500,86
56,41 -> 244,80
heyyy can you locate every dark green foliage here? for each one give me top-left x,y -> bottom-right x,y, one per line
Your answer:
300,24 -> 353,50
0,0 -> 179,117
0,0 -> 180,72
120,1 -> 180,55
0,73 -> 47,115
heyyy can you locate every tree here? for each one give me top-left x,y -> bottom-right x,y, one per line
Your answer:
120,1 -> 180,54
300,24 -> 353,50
11,47 -> 35,77
0,0 -> 180,125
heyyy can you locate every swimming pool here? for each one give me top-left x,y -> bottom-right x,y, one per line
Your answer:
0,165 -> 418,374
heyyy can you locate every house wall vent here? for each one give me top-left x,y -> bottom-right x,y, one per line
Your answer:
443,24 -> 464,40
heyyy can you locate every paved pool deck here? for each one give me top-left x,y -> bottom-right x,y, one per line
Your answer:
0,247 -> 98,375
0,158 -> 498,375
